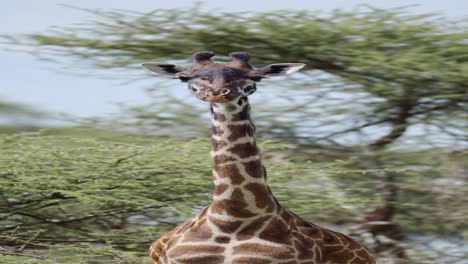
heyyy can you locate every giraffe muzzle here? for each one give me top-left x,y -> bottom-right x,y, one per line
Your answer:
203,89 -> 238,103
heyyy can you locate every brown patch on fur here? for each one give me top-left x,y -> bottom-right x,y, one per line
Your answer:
213,155 -> 236,164
303,226 -> 324,240
212,126 -> 224,136
228,142 -> 258,158
168,245 -> 225,257
244,183 -> 275,211
227,124 -> 254,141
212,112 -> 226,122
342,235 -> 362,250
236,215 -> 271,240
214,164 -> 244,184
243,160 -> 264,178
321,229 -> 375,263
293,232 -> 317,260
294,218 -> 324,241
233,243 -> 295,259
190,218 -> 206,232
323,249 -> 357,264
212,139 -> 227,152
183,221 -> 213,242
211,188 -> 256,217
149,241 -> 163,259
323,230 -> 340,245
259,218 -> 292,245
214,184 -> 228,196
215,236 -> 231,243
230,105 -> 250,122
174,255 -> 225,264
165,235 -> 181,251
280,210 -> 293,224
232,257 -> 271,264
176,220 -> 196,235
209,217 -> 243,233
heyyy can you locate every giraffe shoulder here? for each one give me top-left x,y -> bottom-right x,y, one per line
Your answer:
149,218 -> 197,262
321,228 -> 376,264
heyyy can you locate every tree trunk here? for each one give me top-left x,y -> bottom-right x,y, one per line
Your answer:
359,99 -> 414,261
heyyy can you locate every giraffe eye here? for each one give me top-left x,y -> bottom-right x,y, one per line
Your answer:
243,85 -> 256,94
189,86 -> 198,92
248,76 -> 263,82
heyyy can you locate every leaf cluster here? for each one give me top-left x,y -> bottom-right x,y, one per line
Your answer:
0,127 -> 466,263
3,5 -> 466,144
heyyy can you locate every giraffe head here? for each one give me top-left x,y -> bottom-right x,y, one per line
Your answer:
143,51 -> 305,103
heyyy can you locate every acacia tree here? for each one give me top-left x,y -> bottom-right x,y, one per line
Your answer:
1,5 -> 467,262
2,6 -> 466,146
0,101 -> 49,126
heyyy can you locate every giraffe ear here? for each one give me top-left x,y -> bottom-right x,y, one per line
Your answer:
142,63 -> 189,77
255,63 -> 306,77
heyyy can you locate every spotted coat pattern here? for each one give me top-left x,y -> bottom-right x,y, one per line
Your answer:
149,96 -> 375,264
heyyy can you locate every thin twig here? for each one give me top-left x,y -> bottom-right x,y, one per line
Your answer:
0,251 -> 48,260
113,151 -> 144,166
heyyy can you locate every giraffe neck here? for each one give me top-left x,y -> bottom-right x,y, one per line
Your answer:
208,97 -> 279,221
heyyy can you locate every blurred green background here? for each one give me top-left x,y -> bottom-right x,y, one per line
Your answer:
1,1 -> 467,263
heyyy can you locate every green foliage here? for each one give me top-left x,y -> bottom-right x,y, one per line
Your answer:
3,5 -> 467,144
0,128 -> 354,262
0,101 -> 49,125
1,127 -> 466,263
1,129 -> 210,221
1,5 -> 467,263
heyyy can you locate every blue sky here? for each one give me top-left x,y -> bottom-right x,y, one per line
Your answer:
1,0 -> 467,117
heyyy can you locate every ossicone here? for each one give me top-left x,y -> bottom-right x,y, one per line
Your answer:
193,51 -> 215,66
229,51 -> 253,69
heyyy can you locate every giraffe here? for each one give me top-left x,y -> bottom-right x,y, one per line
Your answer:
143,51 -> 376,264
